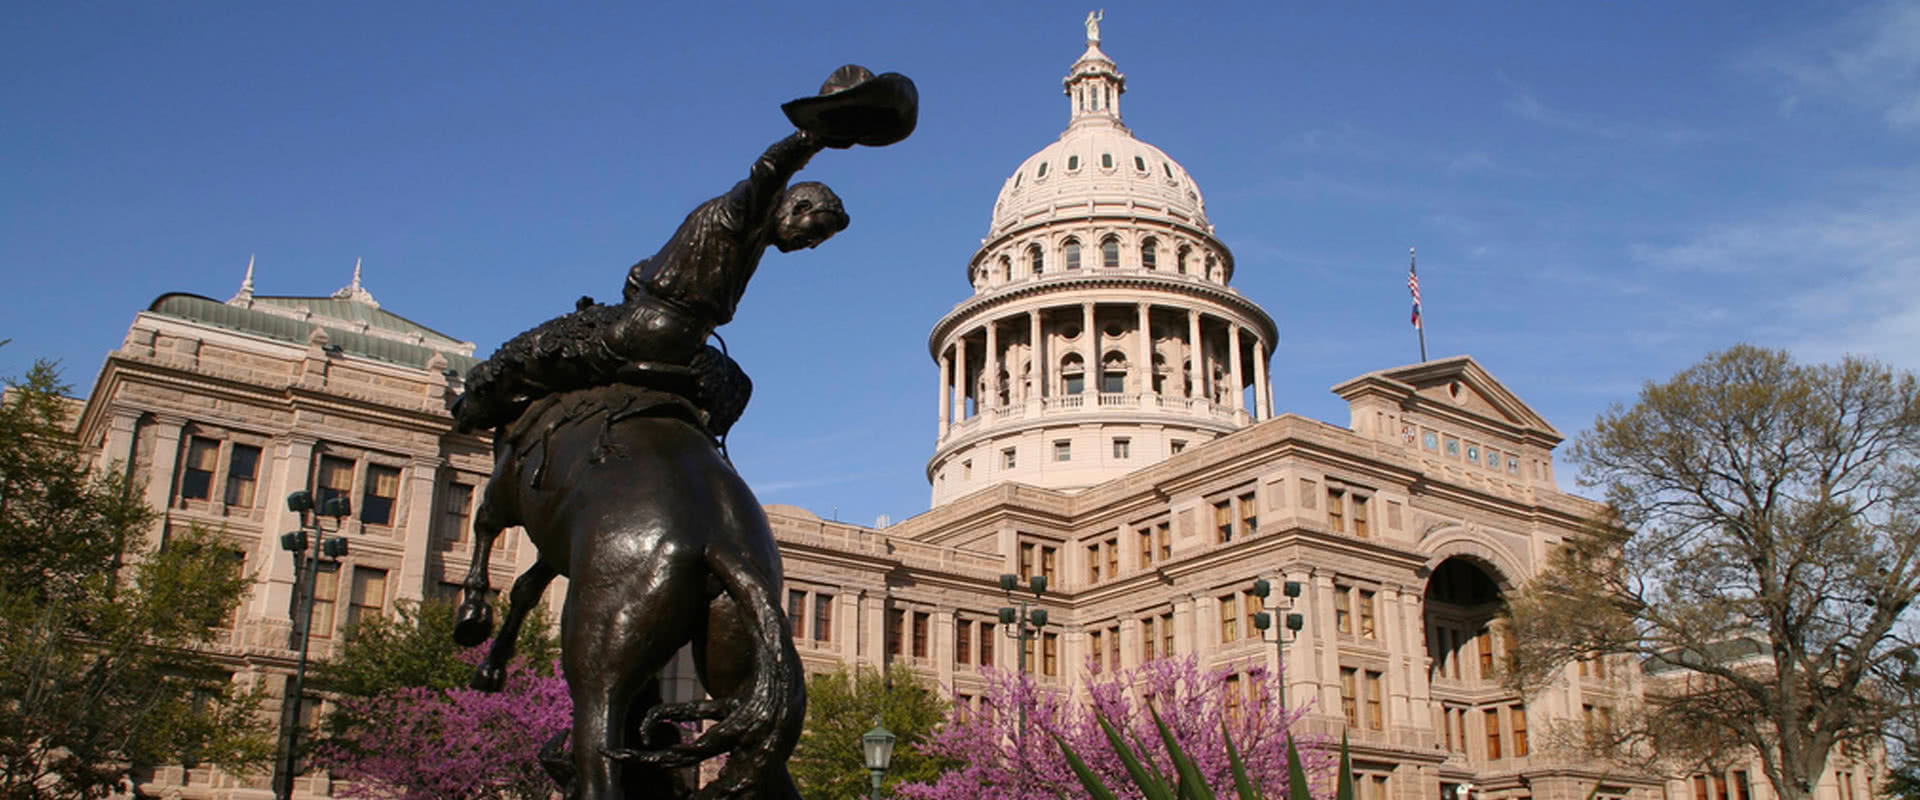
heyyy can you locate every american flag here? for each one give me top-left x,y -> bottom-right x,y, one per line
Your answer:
1408,249 -> 1422,329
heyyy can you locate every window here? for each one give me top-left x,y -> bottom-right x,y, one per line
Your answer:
362,464 -> 400,525
1054,440 -> 1072,462
1466,444 -> 1480,465
1067,155 -> 1080,170
1507,455 -> 1520,474
1134,155 -> 1147,171
1335,586 -> 1353,634
1239,492 -> 1257,535
224,444 -> 260,507
1028,244 -> 1044,276
954,619 -> 973,665
812,593 -> 833,642
1243,593 -> 1260,639
1358,590 -> 1376,640
1101,152 -> 1114,169
1694,776 -> 1710,800
1327,488 -> 1345,532
1101,353 -> 1126,393
1090,629 -> 1105,672
1477,628 -> 1495,679
1365,670 -> 1384,730
1176,246 -> 1191,275
1020,542 -> 1036,579
1042,632 -> 1059,677
1423,431 -> 1439,451
1105,538 -> 1118,580
1340,667 -> 1359,726
1160,611 -> 1175,656
961,460 -> 971,480
787,589 -> 807,639
1108,624 -> 1121,670
309,564 -> 339,639
1112,438 -> 1130,459
1037,161 -> 1049,177
1002,448 -> 1016,469
1218,593 -> 1238,642
1141,615 -> 1157,660
1101,237 -> 1120,268
1485,708 -> 1503,758
912,612 -> 930,658
1445,437 -> 1460,457
180,437 -> 219,501
1062,353 -> 1085,395
1352,495 -> 1369,538
1511,704 -> 1529,757
1214,500 -> 1233,543
1065,240 -> 1081,270
316,455 -> 354,513
440,482 -> 474,545
1087,543 -> 1102,583
979,622 -> 996,666
1141,238 -> 1158,269
1042,546 -> 1057,583
1157,522 -> 1171,561
1732,771 -> 1751,800
885,608 -> 904,656
1169,439 -> 1185,454
346,566 -> 388,633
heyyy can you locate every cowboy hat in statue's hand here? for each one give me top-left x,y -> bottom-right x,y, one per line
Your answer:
782,64 -> 918,149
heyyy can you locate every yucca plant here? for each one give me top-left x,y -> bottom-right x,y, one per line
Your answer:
1052,705 -> 1352,800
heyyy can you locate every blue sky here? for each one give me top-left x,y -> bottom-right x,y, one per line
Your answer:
5,2 -> 1917,527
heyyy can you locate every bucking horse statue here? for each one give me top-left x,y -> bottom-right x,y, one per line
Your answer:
440,65 -> 917,800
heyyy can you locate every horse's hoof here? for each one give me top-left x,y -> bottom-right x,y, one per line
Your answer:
470,662 -> 506,692
452,600 -> 494,647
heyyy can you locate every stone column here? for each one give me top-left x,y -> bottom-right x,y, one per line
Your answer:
97,410 -> 141,476
1188,311 -> 1205,403
262,436 -> 318,632
1029,309 -> 1045,402
142,416 -> 186,519
1172,594 -> 1196,656
984,320 -> 999,413
1135,302 -> 1152,397
935,608 -> 957,686
1081,302 -> 1098,395
1228,325 -> 1245,416
939,350 -> 951,437
397,458 -> 441,603
1252,339 -> 1270,420
1311,570 -> 1340,720
838,592 -> 860,663
953,335 -> 968,422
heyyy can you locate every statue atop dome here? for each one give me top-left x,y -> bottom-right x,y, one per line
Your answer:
1085,9 -> 1103,44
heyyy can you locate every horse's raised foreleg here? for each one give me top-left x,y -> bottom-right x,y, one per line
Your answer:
452,515 -> 506,647
470,559 -> 558,692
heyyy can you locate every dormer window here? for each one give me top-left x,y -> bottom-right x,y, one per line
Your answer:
1101,153 -> 1114,169
1134,155 -> 1147,171
1068,155 -> 1081,171
1037,162 -> 1049,177
1163,163 -> 1174,178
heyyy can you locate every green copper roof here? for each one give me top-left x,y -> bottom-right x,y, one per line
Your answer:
146,293 -> 479,374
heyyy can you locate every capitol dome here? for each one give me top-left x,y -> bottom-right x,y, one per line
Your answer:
926,17 -> 1278,508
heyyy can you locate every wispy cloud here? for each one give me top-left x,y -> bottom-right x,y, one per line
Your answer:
751,471 -> 884,495
1500,80 -> 1705,145
1747,0 -> 1920,131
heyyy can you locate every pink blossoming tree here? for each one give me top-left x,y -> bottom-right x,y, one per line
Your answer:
899,656 -> 1331,800
315,655 -> 569,800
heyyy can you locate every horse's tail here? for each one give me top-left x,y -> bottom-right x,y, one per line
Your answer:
604,540 -> 804,797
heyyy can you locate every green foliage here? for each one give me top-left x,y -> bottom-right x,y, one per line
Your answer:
314,596 -> 558,699
788,663 -> 954,800
1054,707 -> 1356,800
1506,345 -> 1920,800
0,360 -> 274,798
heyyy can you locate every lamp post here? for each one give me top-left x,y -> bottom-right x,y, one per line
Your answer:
996,573 -> 1048,731
861,723 -> 897,800
273,490 -> 350,800
1249,577 -> 1304,713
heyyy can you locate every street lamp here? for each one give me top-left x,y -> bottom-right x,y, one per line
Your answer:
1250,577 -> 1304,712
996,573 -> 1048,730
273,489 -> 351,800
861,723 -> 897,800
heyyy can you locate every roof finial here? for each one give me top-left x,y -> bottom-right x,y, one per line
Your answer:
331,256 -> 380,307
351,257 -> 363,292
228,253 -> 257,305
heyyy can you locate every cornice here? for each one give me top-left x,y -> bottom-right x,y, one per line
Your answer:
928,274 -> 1278,356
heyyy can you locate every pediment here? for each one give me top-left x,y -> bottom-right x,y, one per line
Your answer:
1333,355 -> 1561,441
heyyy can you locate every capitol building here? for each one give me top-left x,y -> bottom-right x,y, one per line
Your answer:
66,18 -> 1879,800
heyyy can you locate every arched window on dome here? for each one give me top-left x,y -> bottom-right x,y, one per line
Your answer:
1141,237 -> 1159,270
1101,236 -> 1121,269
1177,246 -> 1191,275
1064,239 -> 1082,270
1206,255 -> 1220,282
1152,353 -> 1169,394
1101,351 -> 1128,394
1028,244 -> 1044,276
998,255 -> 1012,285
1061,353 -> 1086,395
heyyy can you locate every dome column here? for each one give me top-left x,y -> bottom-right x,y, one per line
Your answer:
1081,302 -> 1097,398
1253,338 -> 1271,420
1135,302 -> 1152,399
938,350 -> 952,436
1029,310 -> 1045,404
954,334 -> 969,422
1187,310 -> 1204,403
1228,325 -> 1245,418
984,320 -> 999,414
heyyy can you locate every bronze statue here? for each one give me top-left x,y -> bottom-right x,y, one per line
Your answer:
447,65 -> 917,800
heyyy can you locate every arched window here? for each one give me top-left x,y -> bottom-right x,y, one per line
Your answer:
1206,255 -> 1219,281
1061,353 -> 1086,395
1152,353 -> 1169,393
1101,351 -> 1128,394
1177,246 -> 1191,275
998,255 -> 1012,284
1141,237 -> 1159,270
1101,237 -> 1121,268
1028,244 -> 1044,276
1064,239 -> 1082,270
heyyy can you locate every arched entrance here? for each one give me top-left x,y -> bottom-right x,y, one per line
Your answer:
1424,556 -> 1526,761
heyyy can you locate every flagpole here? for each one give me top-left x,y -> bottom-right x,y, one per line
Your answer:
1409,247 -> 1428,362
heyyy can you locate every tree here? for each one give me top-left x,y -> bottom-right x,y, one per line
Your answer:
313,655 -> 570,800
1505,346 -> 1920,800
0,360 -> 275,798
787,663 -> 954,800
313,596 -> 559,699
898,657 -> 1325,800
